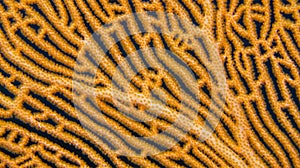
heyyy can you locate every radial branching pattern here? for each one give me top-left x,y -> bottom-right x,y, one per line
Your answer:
0,0 -> 299,167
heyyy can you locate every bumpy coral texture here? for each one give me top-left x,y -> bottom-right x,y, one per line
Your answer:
0,0 -> 299,167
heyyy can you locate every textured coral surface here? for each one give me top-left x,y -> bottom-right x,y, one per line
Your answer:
0,0 -> 299,167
